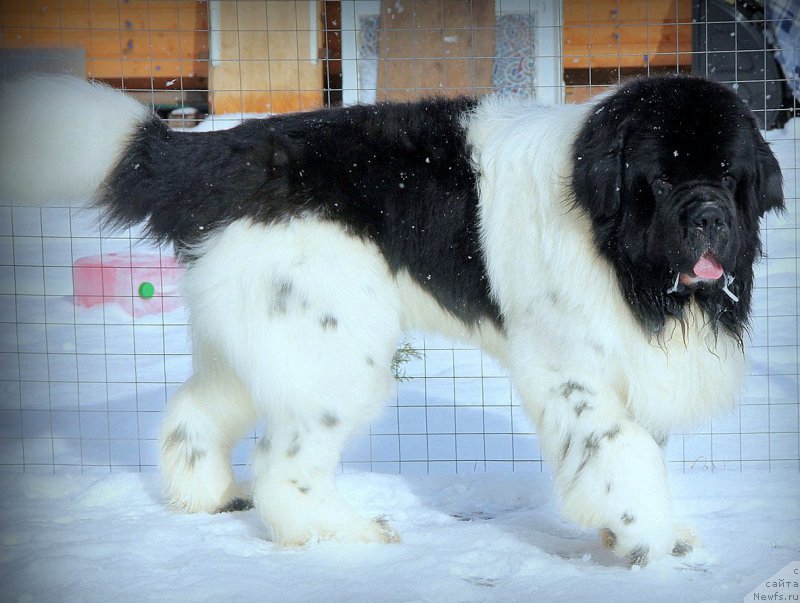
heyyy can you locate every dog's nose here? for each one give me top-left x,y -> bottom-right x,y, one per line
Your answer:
689,202 -> 728,231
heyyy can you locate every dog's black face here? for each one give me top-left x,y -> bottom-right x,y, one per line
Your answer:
572,75 -> 784,337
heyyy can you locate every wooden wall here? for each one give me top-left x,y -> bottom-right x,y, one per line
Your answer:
210,1 -> 323,114
2,0 -> 695,111
563,0 -> 692,102
0,0 -> 324,115
375,0 -> 495,102
0,0 -> 209,88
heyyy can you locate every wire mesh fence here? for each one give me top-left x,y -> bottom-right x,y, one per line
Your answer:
0,0 -> 797,474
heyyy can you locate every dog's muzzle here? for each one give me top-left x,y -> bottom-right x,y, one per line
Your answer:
676,186 -> 736,285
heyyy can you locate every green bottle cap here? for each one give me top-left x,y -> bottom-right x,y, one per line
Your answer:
138,281 -> 156,300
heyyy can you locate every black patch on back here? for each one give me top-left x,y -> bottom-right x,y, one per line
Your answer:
99,97 -> 501,328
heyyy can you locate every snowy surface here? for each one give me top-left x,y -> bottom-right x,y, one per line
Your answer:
1,469 -> 798,602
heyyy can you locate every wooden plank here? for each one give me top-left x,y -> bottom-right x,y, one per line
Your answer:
563,24 -> 692,67
563,0 -> 692,69
563,23 -> 692,49
564,52 -> 692,69
376,0 -> 495,102
564,84 -> 613,103
210,1 -> 323,115
60,0 -> 93,29
0,0 -> 209,82
564,0 -> 692,26
211,1 -> 261,114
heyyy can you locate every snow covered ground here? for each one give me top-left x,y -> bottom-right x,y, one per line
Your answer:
1,469 -> 798,602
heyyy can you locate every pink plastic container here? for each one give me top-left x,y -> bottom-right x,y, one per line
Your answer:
73,252 -> 185,317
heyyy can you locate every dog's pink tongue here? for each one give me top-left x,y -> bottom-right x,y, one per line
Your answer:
693,253 -> 724,280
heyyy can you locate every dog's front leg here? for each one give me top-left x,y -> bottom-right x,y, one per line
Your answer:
509,336 -> 694,565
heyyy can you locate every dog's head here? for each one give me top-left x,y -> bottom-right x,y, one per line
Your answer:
571,75 -> 784,337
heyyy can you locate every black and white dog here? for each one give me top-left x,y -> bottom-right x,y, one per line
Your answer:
0,74 -> 784,565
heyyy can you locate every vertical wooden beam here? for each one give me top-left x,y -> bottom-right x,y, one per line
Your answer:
210,0 -> 323,114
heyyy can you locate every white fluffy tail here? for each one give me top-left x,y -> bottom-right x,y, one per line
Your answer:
0,75 -> 151,206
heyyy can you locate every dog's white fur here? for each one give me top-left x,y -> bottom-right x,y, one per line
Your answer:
0,76 -> 150,205
0,78 -> 745,561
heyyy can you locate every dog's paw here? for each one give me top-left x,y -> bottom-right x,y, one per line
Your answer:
599,521 -> 699,566
598,513 -> 679,567
671,522 -> 699,557
372,516 -> 401,544
599,528 -> 651,567
273,515 -> 400,547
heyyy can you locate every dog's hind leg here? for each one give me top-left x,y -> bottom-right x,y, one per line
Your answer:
252,361 -> 401,546
160,336 -> 258,514
184,218 -> 403,545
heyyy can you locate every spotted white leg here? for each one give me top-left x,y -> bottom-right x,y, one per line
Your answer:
182,218 -> 404,546
509,331 -> 694,566
252,407 -> 399,547
160,338 -> 258,514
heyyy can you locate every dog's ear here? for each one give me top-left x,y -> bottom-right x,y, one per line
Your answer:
571,99 -> 626,219
754,134 -> 784,216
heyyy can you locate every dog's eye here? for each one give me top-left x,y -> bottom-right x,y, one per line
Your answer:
653,176 -> 672,197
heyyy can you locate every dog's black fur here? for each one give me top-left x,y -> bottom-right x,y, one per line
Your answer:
572,76 -> 784,337
100,96 -> 502,327
101,75 -> 783,338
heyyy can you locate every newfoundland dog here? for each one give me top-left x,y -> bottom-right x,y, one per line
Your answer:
0,74 -> 784,565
